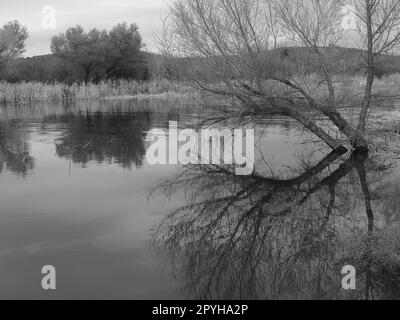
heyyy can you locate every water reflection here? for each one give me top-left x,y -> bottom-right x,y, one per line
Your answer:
0,100 -> 192,174
53,112 -> 152,169
0,121 -> 35,176
154,148 -> 400,300
0,99 -> 194,299
1,100 -> 399,299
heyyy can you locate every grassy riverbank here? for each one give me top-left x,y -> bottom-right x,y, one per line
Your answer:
1,74 -> 400,105
0,79 -> 193,104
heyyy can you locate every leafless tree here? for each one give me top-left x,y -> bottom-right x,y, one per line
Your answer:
351,0 -> 400,136
161,0 -> 400,153
265,0 -> 281,49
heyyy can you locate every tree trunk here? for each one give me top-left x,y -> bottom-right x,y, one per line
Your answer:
273,78 -> 368,150
319,106 -> 368,151
84,71 -> 90,84
357,0 -> 374,150
84,61 -> 94,84
283,108 -> 346,152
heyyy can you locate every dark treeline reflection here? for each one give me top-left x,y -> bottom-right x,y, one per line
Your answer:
0,121 -> 34,176
53,112 -> 153,169
52,109 -> 181,169
154,149 -> 400,300
0,99 -> 189,174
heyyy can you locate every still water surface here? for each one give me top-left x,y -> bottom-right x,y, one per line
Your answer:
0,99 -> 399,299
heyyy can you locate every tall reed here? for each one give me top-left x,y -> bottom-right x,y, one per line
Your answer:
0,80 -> 193,104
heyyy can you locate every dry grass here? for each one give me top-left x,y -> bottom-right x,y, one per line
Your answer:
0,79 -> 194,104
2,73 -> 400,105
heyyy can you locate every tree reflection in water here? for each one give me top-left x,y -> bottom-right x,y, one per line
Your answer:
53,112 -> 153,169
154,147 -> 400,300
0,122 -> 34,176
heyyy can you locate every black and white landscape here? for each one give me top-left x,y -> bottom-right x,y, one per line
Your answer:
0,0 -> 400,301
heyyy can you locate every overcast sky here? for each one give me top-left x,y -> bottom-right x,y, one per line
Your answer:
0,0 -> 170,57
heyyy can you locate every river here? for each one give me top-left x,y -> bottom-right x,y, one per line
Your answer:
0,99 -> 399,299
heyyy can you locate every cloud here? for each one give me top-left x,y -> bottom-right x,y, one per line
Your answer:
0,0 -> 169,57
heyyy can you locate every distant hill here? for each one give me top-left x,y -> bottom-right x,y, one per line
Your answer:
1,47 -> 400,83
148,46 -> 400,81
271,46 -> 400,77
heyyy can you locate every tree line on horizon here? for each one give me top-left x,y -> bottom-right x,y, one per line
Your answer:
0,21 -> 159,83
1,14 -> 400,85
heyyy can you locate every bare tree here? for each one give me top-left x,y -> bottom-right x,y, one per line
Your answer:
265,0 -> 281,49
273,0 -> 344,107
161,0 -> 400,153
351,0 -> 400,137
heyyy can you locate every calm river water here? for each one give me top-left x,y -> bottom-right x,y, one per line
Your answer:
0,99 -> 399,300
